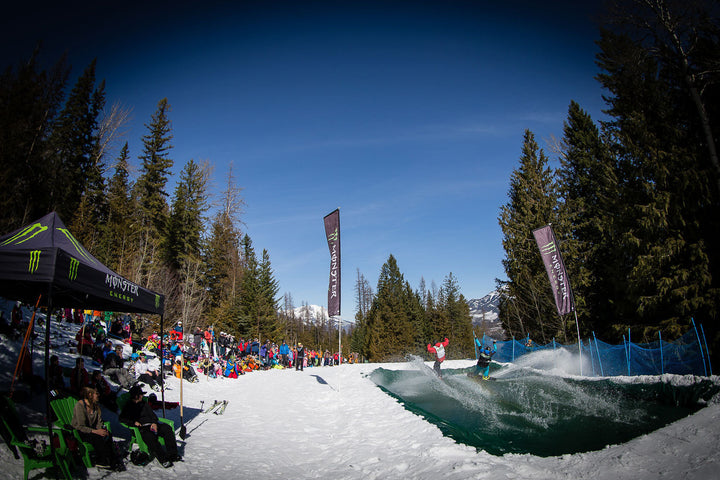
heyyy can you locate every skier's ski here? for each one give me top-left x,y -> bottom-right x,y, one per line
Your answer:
203,400 -> 220,413
214,400 -> 229,415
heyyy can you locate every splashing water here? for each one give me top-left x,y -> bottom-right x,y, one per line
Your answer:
370,353 -> 718,456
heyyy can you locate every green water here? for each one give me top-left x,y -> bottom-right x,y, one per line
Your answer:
369,360 -> 718,457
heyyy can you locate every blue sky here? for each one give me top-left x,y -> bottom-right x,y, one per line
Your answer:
4,1 -> 607,317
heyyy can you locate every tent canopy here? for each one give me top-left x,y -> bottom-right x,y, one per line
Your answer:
0,212 -> 164,315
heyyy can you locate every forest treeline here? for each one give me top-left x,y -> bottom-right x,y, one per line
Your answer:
1,1 -> 718,364
497,0 -> 720,367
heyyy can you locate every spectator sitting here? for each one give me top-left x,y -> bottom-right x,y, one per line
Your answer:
134,352 -> 161,391
119,385 -> 180,468
102,344 -> 135,389
90,370 -> 118,411
70,357 -> 90,396
49,354 -> 67,395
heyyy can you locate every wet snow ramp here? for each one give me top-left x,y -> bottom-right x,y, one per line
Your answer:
368,360 -> 718,457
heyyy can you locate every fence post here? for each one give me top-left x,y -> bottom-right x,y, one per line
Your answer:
588,337 -> 596,377
593,331 -> 604,377
691,318 -> 708,377
700,324 -> 713,376
658,330 -> 664,375
623,335 -> 631,376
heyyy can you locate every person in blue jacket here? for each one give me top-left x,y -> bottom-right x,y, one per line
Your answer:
474,339 -> 496,379
278,341 -> 290,367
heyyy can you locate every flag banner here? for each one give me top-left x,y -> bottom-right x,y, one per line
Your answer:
532,225 -> 575,316
323,209 -> 340,317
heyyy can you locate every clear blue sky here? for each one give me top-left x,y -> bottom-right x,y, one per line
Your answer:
4,1 -> 606,317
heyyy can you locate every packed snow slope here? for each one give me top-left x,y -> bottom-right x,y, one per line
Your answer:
1,321 -> 719,479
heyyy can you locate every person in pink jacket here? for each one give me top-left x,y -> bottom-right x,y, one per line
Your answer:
427,337 -> 449,378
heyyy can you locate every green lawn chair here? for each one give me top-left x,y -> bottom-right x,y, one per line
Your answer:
50,396 -> 111,468
0,399 -> 72,480
117,393 -> 175,457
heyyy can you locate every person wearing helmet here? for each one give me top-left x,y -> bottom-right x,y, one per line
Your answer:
474,338 -> 497,379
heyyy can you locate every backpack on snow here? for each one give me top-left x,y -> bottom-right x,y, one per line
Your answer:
130,449 -> 151,466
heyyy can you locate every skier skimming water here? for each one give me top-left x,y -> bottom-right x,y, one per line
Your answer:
427,338 -> 449,378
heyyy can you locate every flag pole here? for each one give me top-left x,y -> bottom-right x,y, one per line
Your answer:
574,311 -> 582,376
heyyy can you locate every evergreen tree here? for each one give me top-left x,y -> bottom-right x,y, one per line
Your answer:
256,248 -> 281,340
47,59 -> 105,221
104,143 -> 135,275
134,98 -> 173,286
0,48 -> 68,231
163,159 -> 210,269
438,273 -> 474,358
204,166 -> 244,330
234,234 -> 259,338
556,101 -> 620,337
498,130 -> 562,343
136,98 -> 173,238
596,2 -> 719,343
366,255 -> 415,361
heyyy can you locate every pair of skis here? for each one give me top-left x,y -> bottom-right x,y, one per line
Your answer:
203,399 -> 229,415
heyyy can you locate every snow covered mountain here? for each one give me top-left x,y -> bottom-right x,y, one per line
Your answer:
292,304 -> 329,321
467,290 -> 504,338
286,290 -> 505,336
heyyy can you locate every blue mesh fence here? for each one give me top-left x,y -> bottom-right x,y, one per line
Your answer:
477,322 -> 712,377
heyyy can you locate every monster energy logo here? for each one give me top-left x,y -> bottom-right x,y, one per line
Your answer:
155,294 -> 160,309
539,241 -> 557,256
69,258 -> 79,281
29,250 -> 41,273
327,227 -> 339,242
57,228 -> 96,265
2,223 -> 48,246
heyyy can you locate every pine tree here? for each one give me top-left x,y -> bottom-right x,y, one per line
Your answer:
136,98 -> 173,238
163,159 -> 210,269
134,98 -> 173,286
366,255 -> 415,361
256,248 -> 280,340
0,49 -> 68,231
234,234 -> 259,338
596,3 -> 719,342
556,101 -> 620,337
498,130 -> 562,343
204,166 -> 244,330
104,143 -> 134,275
47,59 -> 105,221
438,273 -> 474,358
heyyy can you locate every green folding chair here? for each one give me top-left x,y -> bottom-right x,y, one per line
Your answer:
50,396 -> 111,468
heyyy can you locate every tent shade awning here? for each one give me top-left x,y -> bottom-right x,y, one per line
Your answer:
0,212 -> 164,315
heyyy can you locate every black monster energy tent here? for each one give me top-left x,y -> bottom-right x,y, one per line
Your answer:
0,212 -> 164,314
0,211 -> 165,452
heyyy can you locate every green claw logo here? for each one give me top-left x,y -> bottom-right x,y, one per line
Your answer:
155,294 -> 160,309
29,250 -> 41,273
327,227 -> 339,242
540,241 -> 557,256
2,223 -> 47,246
69,258 -> 79,281
57,228 -> 96,265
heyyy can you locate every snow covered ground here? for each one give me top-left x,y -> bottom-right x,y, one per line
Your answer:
1,318 -> 719,479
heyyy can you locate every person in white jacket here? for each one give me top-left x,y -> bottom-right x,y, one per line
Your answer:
135,352 -> 161,391
427,337 -> 449,378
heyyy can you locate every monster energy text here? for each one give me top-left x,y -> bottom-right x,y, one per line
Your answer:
105,273 -> 139,296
